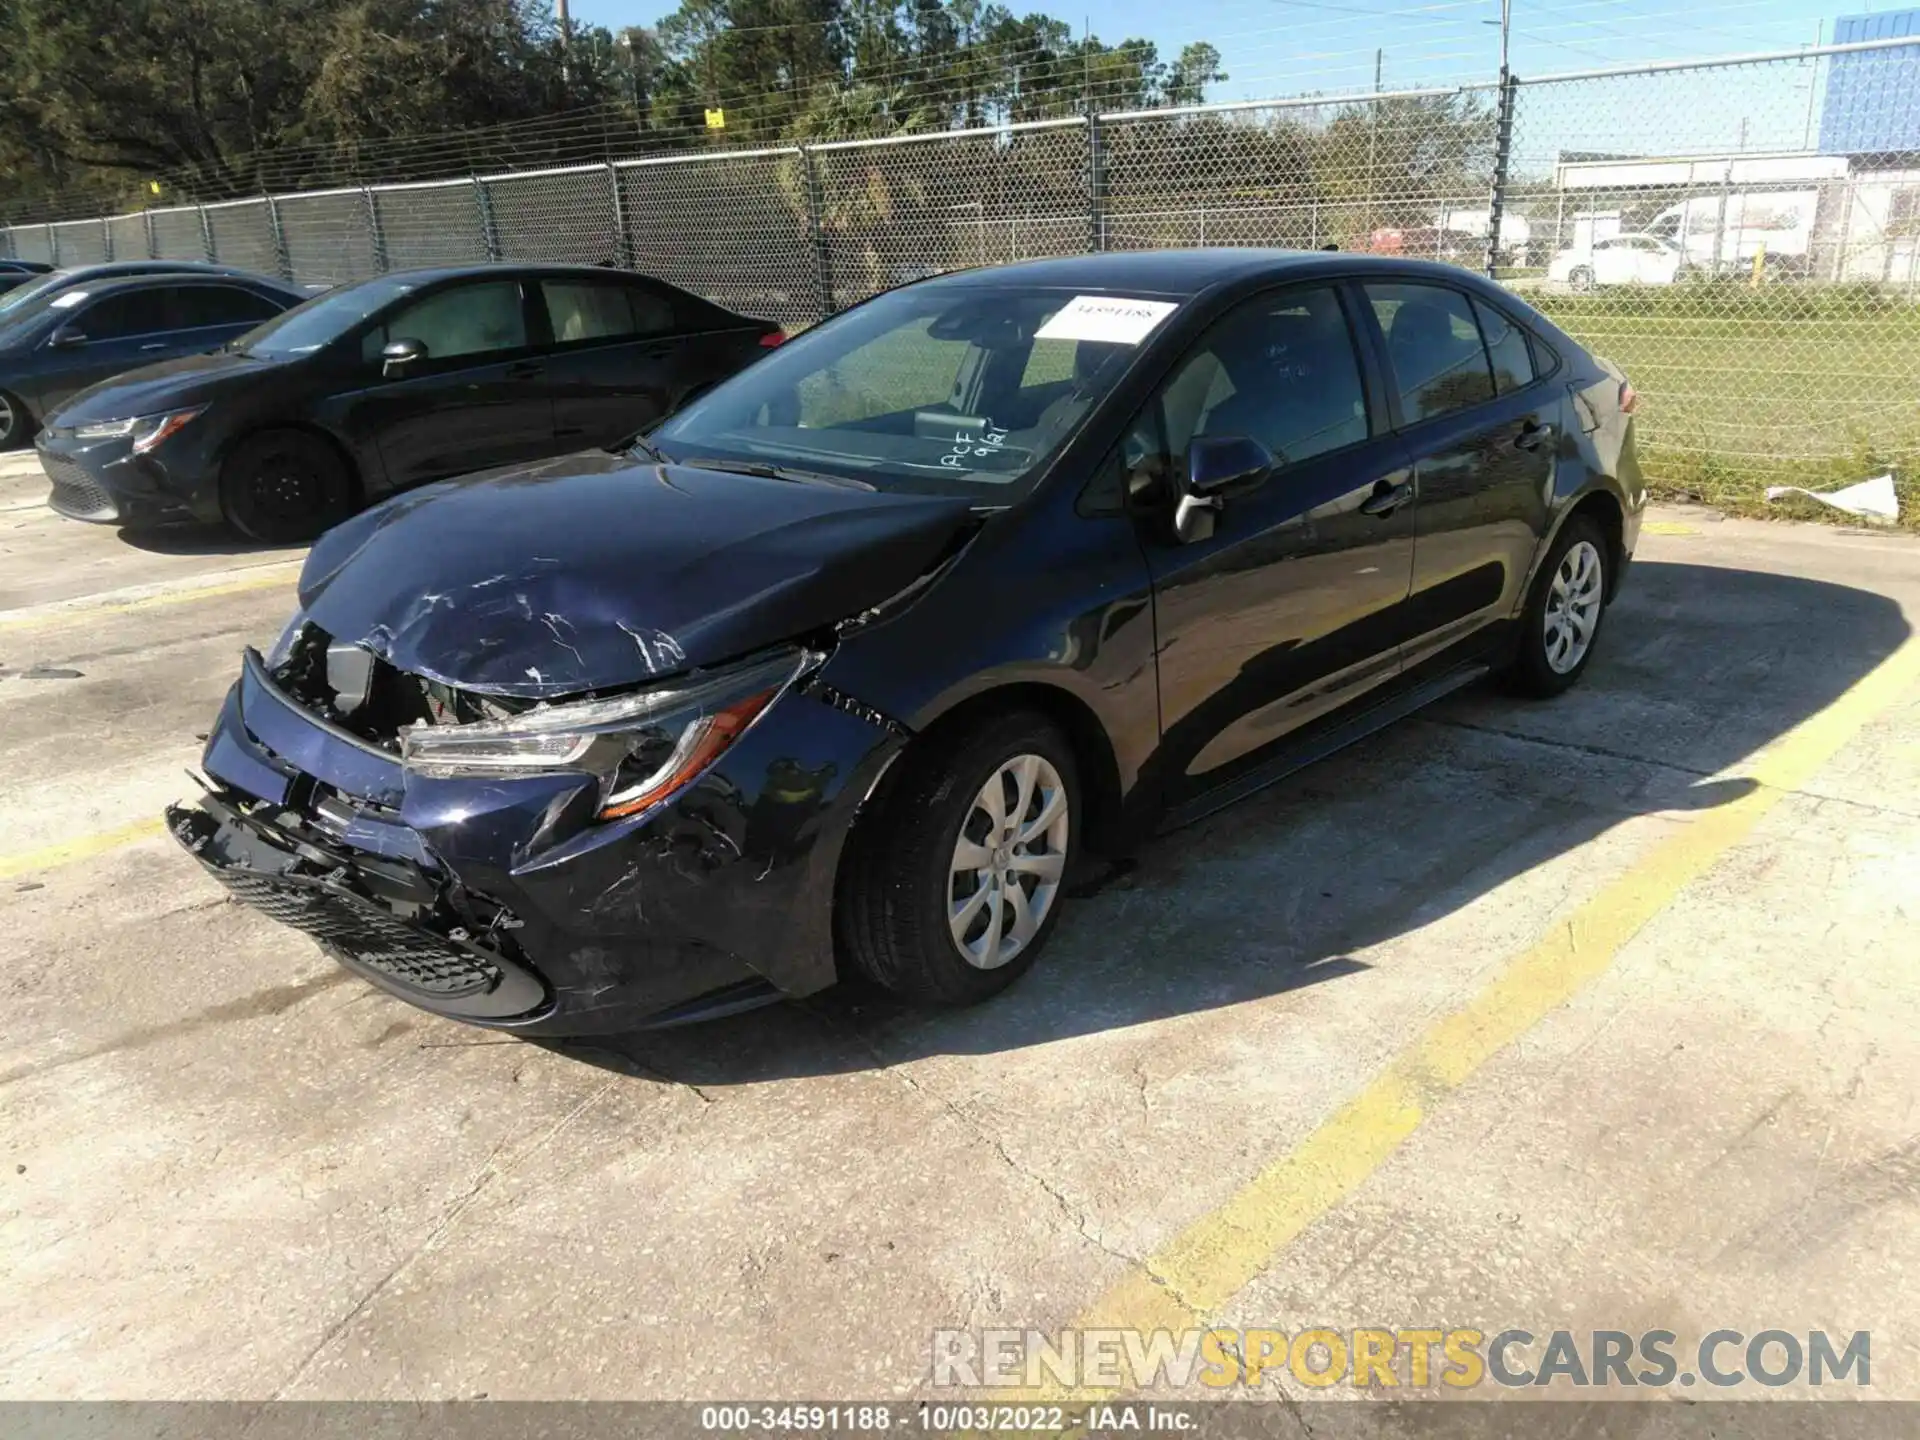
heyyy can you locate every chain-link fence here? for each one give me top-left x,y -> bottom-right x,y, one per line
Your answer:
3,36 -> 1917,518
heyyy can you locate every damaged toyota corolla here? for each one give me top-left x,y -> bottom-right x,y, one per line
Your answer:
170,250 -> 1642,1033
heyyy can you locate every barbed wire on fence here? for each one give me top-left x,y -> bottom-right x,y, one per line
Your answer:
3,35 -> 1917,516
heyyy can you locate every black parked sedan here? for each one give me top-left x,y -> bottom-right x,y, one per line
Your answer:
0,267 -> 307,450
168,250 -> 1643,1035
39,263 -> 785,540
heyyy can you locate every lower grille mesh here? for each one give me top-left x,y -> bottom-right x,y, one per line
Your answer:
43,456 -> 115,519
208,866 -> 504,998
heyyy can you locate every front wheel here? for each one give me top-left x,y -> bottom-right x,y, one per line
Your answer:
840,711 -> 1079,1005
1507,515 -> 1611,698
220,429 -> 355,543
1568,266 -> 1596,293
0,389 -> 31,451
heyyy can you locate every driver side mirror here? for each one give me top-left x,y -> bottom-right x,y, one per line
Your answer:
48,324 -> 87,350
1174,434 -> 1275,543
381,337 -> 427,378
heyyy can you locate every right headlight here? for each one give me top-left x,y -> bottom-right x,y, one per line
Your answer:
400,647 -> 814,820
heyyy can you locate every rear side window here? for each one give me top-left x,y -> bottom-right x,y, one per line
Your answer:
1365,282 -> 1496,424
1472,296 -> 1535,394
74,288 -> 173,340
539,281 -> 675,345
174,286 -> 286,329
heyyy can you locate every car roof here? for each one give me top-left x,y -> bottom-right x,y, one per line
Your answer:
58,269 -> 291,293
30,271 -> 299,308
359,262 -> 685,287
59,260 -> 261,278
907,248 -> 1484,298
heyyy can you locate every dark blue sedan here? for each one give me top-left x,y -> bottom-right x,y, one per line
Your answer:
167,250 -> 1644,1035
0,267 -> 305,449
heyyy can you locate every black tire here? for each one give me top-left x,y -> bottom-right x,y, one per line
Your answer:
0,389 -> 31,452
1506,514 -> 1611,699
219,429 -> 355,543
840,710 -> 1080,1006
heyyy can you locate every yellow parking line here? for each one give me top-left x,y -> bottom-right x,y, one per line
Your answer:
0,563 -> 299,633
0,816 -> 169,883
1060,633 -> 1920,1368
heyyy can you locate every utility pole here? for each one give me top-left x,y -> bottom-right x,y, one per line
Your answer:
1366,48 -> 1382,243
557,0 -> 572,90
1483,0 -> 1516,279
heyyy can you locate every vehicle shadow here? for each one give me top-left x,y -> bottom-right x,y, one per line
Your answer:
113,524 -> 294,557
549,558 -> 1910,1088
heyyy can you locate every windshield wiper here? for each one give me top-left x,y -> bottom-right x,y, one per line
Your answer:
679,457 -> 875,491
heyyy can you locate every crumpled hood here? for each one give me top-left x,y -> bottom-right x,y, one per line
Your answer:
49,349 -> 284,426
298,451 -> 980,697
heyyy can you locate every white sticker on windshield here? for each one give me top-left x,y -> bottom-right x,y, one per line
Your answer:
1035,295 -> 1178,346
50,290 -> 87,309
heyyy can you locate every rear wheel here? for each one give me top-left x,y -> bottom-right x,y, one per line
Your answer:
840,711 -> 1078,1005
0,390 -> 30,451
1568,265 -> 1596,293
1507,514 -> 1611,698
220,429 -> 354,543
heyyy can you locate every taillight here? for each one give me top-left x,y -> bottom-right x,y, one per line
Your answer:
758,330 -> 786,348
1618,382 -> 1639,415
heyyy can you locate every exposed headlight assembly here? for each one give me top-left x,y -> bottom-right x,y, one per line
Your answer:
401,648 -> 814,820
73,409 -> 204,453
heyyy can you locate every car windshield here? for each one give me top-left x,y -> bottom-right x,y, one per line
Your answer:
0,268 -> 82,320
235,274 -> 427,358
650,284 -> 1174,496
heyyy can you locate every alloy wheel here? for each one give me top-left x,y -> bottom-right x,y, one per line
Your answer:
1543,539 -> 1604,674
947,753 -> 1070,970
0,393 -> 14,447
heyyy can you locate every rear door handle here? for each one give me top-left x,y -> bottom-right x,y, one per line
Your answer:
1359,479 -> 1413,518
1515,419 -> 1554,451
505,362 -> 545,379
139,343 -> 169,352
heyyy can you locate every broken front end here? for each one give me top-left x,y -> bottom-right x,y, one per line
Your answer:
171,621 -> 906,1033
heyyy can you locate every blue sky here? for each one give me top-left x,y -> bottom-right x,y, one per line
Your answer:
562,0 -> 1866,101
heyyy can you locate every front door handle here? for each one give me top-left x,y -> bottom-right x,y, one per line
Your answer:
139,343 -> 169,352
1359,479 -> 1413,518
1514,419 -> 1554,451
505,361 -> 545,380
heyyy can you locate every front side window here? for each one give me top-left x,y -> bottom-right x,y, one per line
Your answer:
1140,286 -> 1369,475
651,284 -> 1171,495
364,280 -> 529,364
1365,282 -> 1496,425
73,288 -> 174,340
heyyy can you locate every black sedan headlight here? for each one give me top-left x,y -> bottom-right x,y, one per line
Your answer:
72,409 -> 204,455
400,648 -> 815,819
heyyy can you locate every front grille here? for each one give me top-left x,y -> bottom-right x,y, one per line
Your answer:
42,454 -> 116,520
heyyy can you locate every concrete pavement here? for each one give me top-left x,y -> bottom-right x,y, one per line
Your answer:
2,449 -> 1916,1406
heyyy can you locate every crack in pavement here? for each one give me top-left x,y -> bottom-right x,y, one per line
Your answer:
1421,715 -> 1920,821
267,1077 -> 620,1399
819,1010 -> 1156,1285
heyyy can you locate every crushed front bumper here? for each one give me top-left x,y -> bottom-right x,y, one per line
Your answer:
178,645 -> 907,1034
169,794 -> 548,1021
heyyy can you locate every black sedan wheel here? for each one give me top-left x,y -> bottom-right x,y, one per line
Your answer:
1507,513 -> 1610,698
841,711 -> 1079,1005
220,430 -> 354,543
0,390 -> 29,452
